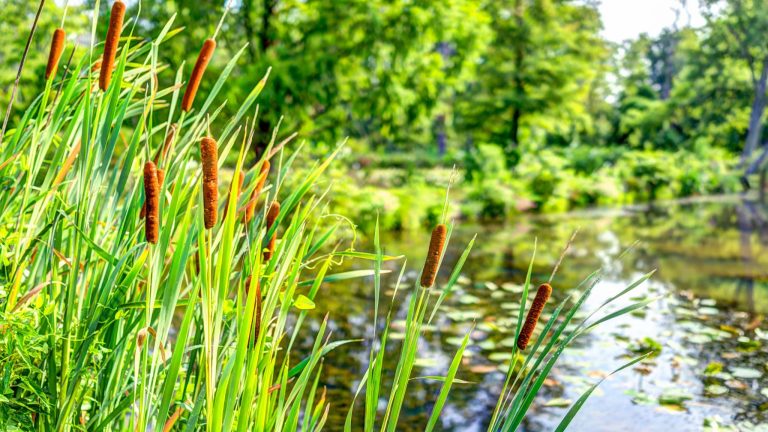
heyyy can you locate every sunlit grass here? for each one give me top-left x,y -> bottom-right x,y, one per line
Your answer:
0,3 -> 655,431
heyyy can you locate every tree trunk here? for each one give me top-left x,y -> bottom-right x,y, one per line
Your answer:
510,0 -> 525,154
760,165 -> 767,203
253,0 -> 276,158
742,57 -> 768,169
510,108 -> 521,151
259,0 -> 276,53
241,0 -> 258,61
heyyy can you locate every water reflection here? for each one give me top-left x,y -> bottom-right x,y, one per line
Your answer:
302,196 -> 768,431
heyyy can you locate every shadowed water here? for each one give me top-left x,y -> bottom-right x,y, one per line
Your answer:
298,196 -> 768,431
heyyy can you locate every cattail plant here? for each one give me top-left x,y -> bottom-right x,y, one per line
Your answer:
99,1 -> 126,91
516,283 -> 552,350
45,28 -> 66,80
143,162 -> 160,244
420,223 -> 447,288
244,160 -> 270,223
140,167 -> 165,219
264,201 -> 280,260
201,137 -> 218,229
182,38 -> 216,112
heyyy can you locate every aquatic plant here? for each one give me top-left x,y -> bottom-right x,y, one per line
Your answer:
144,161 -> 160,244
516,283 -> 552,350
99,0 -> 125,91
420,223 -> 447,288
183,39 -> 217,112
201,136 -> 219,229
0,3 -> 656,431
45,28 -> 65,80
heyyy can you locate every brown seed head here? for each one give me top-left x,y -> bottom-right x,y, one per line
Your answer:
420,224 -> 447,288
244,160 -> 270,223
45,28 -> 66,80
144,162 -> 160,243
517,283 -> 553,350
182,39 -> 216,112
264,201 -> 281,260
137,327 -> 149,349
100,1 -> 126,91
201,137 -> 218,229
140,167 -> 165,219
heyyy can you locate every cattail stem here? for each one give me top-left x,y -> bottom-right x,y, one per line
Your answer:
244,160 -> 270,223
144,162 -> 160,244
223,172 -> 244,220
264,201 -> 280,260
201,137 -> 218,229
45,28 -> 66,80
154,124 -> 177,165
420,224 -> 447,288
517,283 -> 553,350
182,39 -> 216,112
99,1 -> 126,92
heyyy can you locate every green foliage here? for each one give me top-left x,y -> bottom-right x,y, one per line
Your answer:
0,5 -> 665,430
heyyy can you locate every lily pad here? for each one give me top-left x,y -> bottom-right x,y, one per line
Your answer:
659,389 -> 693,406
730,367 -> 762,379
544,398 -> 572,408
705,385 -> 728,396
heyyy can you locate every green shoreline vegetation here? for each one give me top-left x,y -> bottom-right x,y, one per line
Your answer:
0,2 -> 661,430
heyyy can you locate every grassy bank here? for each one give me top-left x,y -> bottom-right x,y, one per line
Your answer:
0,3 -> 656,431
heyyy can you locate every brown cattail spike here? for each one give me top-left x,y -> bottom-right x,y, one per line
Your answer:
182,39 -> 216,112
45,28 -> 66,80
517,283 -> 553,350
420,224 -> 447,288
244,160 -> 270,223
140,167 -> 166,219
264,201 -> 280,260
100,1 -> 126,91
144,162 -> 160,244
201,137 -> 218,229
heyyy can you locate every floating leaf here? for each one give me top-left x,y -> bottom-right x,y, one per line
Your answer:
544,398 -> 572,408
659,389 -> 693,406
705,385 -> 728,396
730,367 -> 762,379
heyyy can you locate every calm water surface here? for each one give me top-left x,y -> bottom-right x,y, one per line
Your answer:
300,196 -> 768,431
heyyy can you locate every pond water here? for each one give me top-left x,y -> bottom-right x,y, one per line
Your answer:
300,196 -> 768,431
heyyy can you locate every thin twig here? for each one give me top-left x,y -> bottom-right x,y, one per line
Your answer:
0,0 -> 47,149
548,227 -> 580,284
